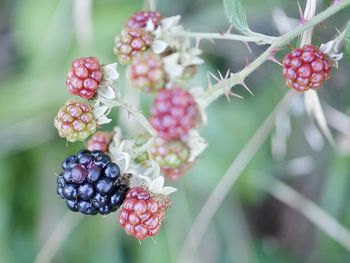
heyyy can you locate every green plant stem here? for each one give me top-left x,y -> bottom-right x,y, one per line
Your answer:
175,31 -> 276,44
177,90 -> 296,263
201,0 -> 350,107
256,177 -> 350,252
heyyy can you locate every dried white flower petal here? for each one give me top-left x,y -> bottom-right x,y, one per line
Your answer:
187,129 -> 207,162
152,40 -> 168,54
102,63 -> 119,81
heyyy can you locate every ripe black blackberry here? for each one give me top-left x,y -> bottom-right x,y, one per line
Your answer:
56,149 -> 129,215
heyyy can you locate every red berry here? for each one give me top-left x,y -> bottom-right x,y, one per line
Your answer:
114,28 -> 153,65
87,131 -> 112,153
126,11 -> 162,29
283,45 -> 332,92
54,99 -> 97,142
119,187 -> 170,240
66,57 -> 103,99
150,88 -> 198,140
127,51 -> 166,93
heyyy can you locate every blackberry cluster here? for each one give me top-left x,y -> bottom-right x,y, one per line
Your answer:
57,149 -> 129,215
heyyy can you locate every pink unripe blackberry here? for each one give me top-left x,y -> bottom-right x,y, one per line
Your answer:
283,45 -> 332,92
87,131 -> 113,153
114,28 -> 153,65
127,51 -> 166,93
161,162 -> 193,181
119,187 -> 170,240
126,11 -> 162,29
66,57 -> 103,99
54,99 -> 97,142
150,137 -> 189,169
150,87 -> 198,140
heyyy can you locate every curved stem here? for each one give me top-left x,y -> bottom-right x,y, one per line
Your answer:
177,90 -> 295,263
175,31 -> 276,44
201,0 -> 350,107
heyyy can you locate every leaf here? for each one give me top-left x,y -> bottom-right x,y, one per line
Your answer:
223,0 -> 251,34
345,21 -> 350,64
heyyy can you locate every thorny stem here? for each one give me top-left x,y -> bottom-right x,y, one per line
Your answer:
201,0 -> 350,108
175,31 -> 276,44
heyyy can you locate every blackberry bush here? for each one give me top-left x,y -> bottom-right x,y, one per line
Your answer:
57,149 -> 129,215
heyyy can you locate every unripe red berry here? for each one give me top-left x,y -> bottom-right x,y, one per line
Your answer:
150,87 -> 198,140
114,28 -> 153,65
127,51 -> 166,93
54,99 -> 97,142
161,162 -> 193,181
283,45 -> 332,92
126,11 -> 162,29
87,131 -> 113,153
66,57 -> 103,99
119,187 -> 170,240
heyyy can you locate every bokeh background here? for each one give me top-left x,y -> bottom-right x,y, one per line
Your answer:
1,0 -> 350,262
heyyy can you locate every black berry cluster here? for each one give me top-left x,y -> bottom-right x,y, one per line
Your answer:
57,149 -> 129,215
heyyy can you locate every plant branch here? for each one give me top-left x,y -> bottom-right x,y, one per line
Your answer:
201,0 -> 350,107
256,177 -> 350,252
34,213 -> 83,263
177,90 -> 296,263
175,31 -> 276,44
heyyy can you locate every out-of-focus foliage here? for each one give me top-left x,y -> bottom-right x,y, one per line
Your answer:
0,0 -> 350,262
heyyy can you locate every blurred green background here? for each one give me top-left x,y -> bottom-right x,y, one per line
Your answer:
1,0 -> 350,262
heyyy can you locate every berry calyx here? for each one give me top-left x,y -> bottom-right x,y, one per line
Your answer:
54,99 -> 97,142
114,28 -> 153,65
283,45 -> 332,92
119,187 -> 170,240
127,51 -> 166,93
150,87 -> 198,140
150,137 -> 189,169
126,11 -> 162,29
57,149 -> 129,215
66,57 -> 103,99
87,131 -> 113,153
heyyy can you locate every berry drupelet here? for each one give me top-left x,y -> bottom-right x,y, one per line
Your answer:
54,99 -> 97,142
126,11 -> 162,29
150,87 -> 198,140
119,187 -> 170,240
57,149 -> 129,215
66,57 -> 103,99
87,131 -> 113,153
127,51 -> 165,93
283,45 -> 332,92
114,28 -> 153,65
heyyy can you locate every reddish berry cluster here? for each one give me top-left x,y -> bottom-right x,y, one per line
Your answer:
119,187 -> 170,240
87,131 -> 113,153
150,87 -> 198,141
126,11 -> 162,29
283,45 -> 332,92
54,99 -> 97,142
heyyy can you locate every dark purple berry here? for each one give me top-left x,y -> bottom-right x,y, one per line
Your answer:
62,155 -> 78,169
63,184 -> 77,200
78,200 -> 97,215
78,183 -> 95,200
92,193 -> 108,208
104,163 -> 120,179
67,200 -> 78,212
87,166 -> 101,183
56,149 -> 129,215
95,178 -> 113,195
71,164 -> 88,184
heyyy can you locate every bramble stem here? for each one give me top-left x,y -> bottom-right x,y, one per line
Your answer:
201,0 -> 350,107
174,31 -> 276,44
